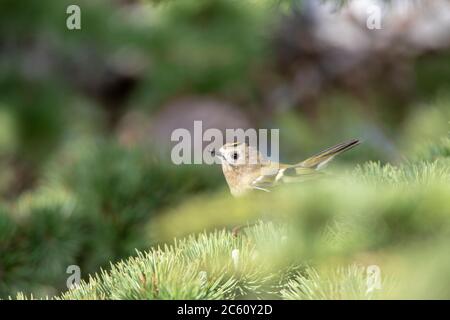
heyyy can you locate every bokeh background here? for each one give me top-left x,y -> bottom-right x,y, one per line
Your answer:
1,0 -> 449,299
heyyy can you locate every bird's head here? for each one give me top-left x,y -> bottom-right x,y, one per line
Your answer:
211,142 -> 267,167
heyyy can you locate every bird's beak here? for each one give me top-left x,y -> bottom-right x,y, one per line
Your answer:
210,149 -> 225,161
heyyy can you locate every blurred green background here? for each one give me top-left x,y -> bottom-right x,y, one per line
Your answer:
0,0 -> 449,299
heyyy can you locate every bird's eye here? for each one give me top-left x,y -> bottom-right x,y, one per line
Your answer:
232,152 -> 239,160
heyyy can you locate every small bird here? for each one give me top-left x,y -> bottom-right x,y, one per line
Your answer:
212,139 -> 360,197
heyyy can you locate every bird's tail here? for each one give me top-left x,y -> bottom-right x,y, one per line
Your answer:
298,139 -> 360,169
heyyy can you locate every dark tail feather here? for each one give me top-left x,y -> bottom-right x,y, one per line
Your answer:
299,139 -> 360,169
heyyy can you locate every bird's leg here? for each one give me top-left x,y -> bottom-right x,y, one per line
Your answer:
231,222 -> 258,237
232,225 -> 245,237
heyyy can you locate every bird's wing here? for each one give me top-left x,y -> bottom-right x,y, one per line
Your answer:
277,166 -> 323,183
249,139 -> 360,192
298,139 -> 360,169
250,164 -> 321,191
250,171 -> 277,192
